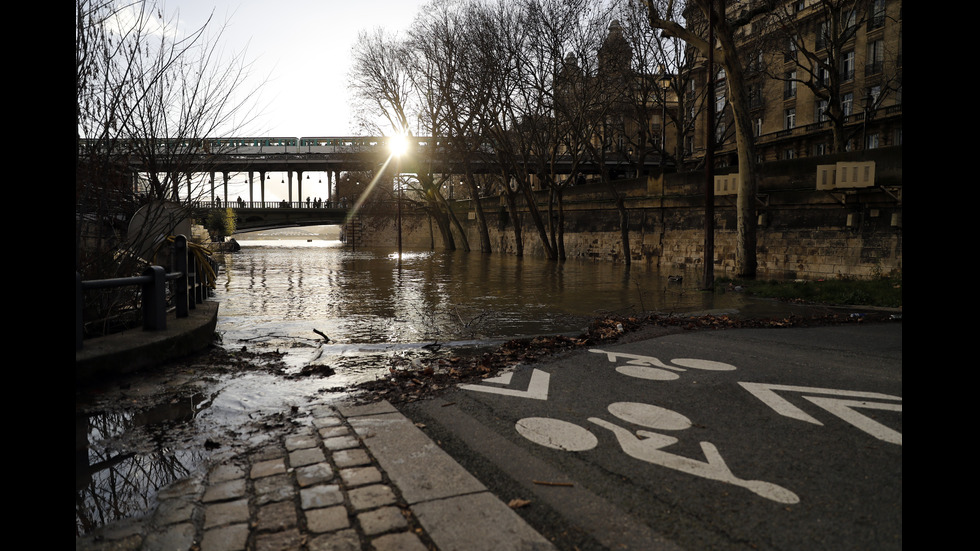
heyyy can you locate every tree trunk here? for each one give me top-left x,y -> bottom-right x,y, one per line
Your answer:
616,195 -> 631,267
723,42 -> 758,278
436,191 -> 470,252
501,176 -> 524,257
521,178 -> 556,260
429,204 -> 455,251
463,169 -> 492,253
557,186 -> 566,261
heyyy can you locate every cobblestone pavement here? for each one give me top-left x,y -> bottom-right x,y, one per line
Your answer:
76,400 -> 553,551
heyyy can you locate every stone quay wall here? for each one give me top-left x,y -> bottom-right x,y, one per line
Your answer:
354,147 -> 902,281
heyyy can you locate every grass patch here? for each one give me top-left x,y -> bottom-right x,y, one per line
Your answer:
717,273 -> 902,308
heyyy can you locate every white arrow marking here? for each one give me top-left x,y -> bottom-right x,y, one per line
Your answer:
482,371 -> 514,385
739,382 -> 902,444
803,397 -> 903,445
460,368 -> 550,400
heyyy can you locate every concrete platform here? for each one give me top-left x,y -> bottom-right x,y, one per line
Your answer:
75,300 -> 219,382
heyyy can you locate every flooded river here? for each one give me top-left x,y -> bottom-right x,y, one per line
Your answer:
215,230 -> 750,385
78,226 -> 756,536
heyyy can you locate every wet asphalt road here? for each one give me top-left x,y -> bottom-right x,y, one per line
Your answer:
396,321 -> 902,551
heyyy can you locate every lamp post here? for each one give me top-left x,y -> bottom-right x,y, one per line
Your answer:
659,71 -> 672,173
702,0 -> 715,291
389,135 -> 409,260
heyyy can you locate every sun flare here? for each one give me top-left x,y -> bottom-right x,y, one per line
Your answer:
388,134 -> 409,157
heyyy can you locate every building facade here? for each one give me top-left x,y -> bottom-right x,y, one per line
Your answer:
686,0 -> 902,167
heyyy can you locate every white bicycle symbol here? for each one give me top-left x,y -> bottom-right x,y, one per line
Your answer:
516,402 -> 799,504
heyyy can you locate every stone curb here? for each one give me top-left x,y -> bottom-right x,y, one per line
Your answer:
76,400 -> 553,551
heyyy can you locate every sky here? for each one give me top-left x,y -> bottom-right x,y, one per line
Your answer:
154,1 -> 426,201
163,0 -> 427,138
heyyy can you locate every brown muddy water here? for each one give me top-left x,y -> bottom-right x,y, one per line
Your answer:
77,228 -> 765,536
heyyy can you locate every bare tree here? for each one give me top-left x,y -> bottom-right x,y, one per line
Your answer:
470,0 -> 534,256
349,26 -> 463,250
612,0 -> 703,173
407,0 -> 495,253
768,0 -> 901,153
76,0 -> 262,331
644,0 -> 779,278
469,0 -> 563,261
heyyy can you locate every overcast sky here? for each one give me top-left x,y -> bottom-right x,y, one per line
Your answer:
163,0 -> 426,138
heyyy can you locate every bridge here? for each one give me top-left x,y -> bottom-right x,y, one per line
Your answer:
191,199 -> 352,232
85,135 -> 668,209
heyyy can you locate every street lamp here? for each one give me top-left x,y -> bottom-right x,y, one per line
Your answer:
703,1 -> 715,291
389,134 -> 409,260
659,71 -> 673,173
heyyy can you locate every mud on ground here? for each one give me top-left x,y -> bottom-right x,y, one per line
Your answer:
75,309 -> 899,458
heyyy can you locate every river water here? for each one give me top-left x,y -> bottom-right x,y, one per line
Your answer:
213,228 -> 752,391
78,226 -> 758,536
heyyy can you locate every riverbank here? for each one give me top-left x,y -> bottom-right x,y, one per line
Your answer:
351,300 -> 902,406
75,300 -> 219,382
715,274 -> 903,309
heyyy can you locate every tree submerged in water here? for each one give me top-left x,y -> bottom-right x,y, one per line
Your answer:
205,208 -> 237,242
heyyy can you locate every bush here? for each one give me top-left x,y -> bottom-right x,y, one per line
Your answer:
717,274 -> 902,308
205,208 -> 236,241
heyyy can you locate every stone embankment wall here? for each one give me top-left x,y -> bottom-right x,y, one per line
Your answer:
355,147 -> 902,280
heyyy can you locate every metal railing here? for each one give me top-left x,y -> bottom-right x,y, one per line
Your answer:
195,200 -> 349,210
76,235 -> 215,350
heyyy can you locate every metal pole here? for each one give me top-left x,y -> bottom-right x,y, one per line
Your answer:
174,235 -> 189,318
142,266 -> 167,331
397,173 -> 403,260
702,0 -> 715,290
76,272 -> 83,350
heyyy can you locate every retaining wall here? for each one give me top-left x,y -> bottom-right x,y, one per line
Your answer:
355,147 -> 902,280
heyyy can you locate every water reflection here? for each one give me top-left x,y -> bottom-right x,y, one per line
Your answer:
75,395 -> 210,536
77,237 -> 749,536
216,239 -> 745,355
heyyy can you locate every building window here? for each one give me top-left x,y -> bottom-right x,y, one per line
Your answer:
784,71 -> 797,99
866,85 -> 881,112
818,58 -> 831,86
753,117 -> 763,137
816,99 -> 829,122
841,92 -> 853,116
749,84 -> 763,108
783,148 -> 796,160
816,21 -> 828,51
869,0 -> 886,29
866,133 -> 879,149
840,51 -> 854,82
784,108 -> 796,130
866,40 -> 884,75
844,7 -> 856,32
813,143 -> 827,156
785,36 -> 798,61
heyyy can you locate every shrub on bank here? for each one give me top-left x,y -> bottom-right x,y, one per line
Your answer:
717,273 -> 902,308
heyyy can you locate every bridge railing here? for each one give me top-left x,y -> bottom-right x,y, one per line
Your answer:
194,200 -> 348,210
76,235 -> 216,350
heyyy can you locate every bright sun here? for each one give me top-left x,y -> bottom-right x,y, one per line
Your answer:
389,134 -> 409,157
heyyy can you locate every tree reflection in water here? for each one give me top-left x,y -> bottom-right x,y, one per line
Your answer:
75,394 -> 212,536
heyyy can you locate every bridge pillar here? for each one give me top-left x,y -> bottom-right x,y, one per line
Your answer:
288,171 -> 293,204
248,171 -> 254,204
222,171 -> 229,205
298,170 -> 304,206
261,172 -> 268,205
170,172 -> 179,201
